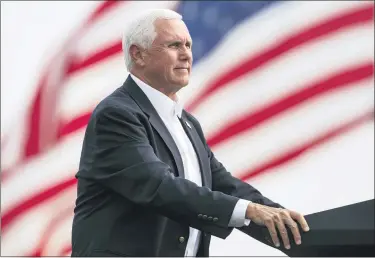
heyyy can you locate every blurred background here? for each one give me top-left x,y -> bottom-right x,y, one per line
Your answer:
1,1 -> 374,256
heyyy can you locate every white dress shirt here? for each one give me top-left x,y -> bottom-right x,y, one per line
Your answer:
130,74 -> 250,257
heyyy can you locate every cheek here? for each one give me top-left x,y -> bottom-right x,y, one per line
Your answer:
154,56 -> 173,69
163,51 -> 178,65
149,51 -> 178,75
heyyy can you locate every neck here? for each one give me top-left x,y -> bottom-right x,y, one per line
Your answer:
130,69 -> 178,101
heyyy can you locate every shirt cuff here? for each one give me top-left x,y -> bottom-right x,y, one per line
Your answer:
228,199 -> 251,227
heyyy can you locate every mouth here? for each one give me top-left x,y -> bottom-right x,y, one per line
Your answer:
175,67 -> 189,72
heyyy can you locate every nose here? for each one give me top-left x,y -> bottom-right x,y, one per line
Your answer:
179,46 -> 192,63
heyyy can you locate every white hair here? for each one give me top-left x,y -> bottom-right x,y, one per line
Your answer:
122,9 -> 182,71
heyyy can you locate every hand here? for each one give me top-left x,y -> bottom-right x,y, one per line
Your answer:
246,203 -> 309,249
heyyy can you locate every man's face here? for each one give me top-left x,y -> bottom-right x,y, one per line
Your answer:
142,19 -> 193,94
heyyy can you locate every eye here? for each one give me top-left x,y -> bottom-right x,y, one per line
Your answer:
169,42 -> 181,48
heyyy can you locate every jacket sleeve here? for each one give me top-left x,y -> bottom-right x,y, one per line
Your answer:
79,105 -> 240,239
209,149 -> 283,208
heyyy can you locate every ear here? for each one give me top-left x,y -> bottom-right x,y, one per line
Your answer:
129,44 -> 146,67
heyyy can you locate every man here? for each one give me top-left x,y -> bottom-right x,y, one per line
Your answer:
71,9 -> 309,257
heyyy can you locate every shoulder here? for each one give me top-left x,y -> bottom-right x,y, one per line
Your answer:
91,86 -> 145,123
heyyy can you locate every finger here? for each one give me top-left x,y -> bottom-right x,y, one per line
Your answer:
264,218 -> 280,248
290,210 -> 310,232
286,218 -> 302,245
275,216 -> 290,249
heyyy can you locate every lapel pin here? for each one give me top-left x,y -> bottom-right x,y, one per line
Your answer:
185,121 -> 192,129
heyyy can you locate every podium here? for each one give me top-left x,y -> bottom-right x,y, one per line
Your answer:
244,199 -> 374,257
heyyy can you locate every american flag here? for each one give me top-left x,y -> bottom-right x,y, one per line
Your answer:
1,1 -> 374,256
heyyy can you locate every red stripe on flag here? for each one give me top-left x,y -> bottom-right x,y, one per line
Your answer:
186,4 -> 374,112
58,113 -> 92,138
86,1 -> 124,24
1,177 -> 77,232
24,76 -> 46,158
25,250 -> 41,257
239,109 -> 374,181
207,62 -> 374,147
2,73 -> 56,182
59,246 -> 72,257
67,41 -> 122,75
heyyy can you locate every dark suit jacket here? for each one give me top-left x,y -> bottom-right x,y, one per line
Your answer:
71,76 -> 282,257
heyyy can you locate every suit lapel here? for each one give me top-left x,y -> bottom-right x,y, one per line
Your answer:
179,113 -> 211,188
122,76 -> 185,178
149,116 -> 185,178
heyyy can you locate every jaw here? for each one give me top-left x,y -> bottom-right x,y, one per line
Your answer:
171,73 -> 190,87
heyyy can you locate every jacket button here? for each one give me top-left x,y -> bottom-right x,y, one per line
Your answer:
179,236 -> 185,243
202,215 -> 207,220
208,216 -> 213,221
213,217 -> 218,222
198,214 -> 203,219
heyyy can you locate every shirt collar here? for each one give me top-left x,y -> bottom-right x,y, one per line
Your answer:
130,73 -> 183,119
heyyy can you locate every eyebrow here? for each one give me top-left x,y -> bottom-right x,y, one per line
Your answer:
166,39 -> 193,46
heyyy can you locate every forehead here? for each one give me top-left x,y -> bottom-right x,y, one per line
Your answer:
154,19 -> 192,42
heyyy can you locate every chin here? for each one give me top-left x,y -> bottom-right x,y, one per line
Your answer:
173,78 -> 189,88
179,81 -> 189,89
